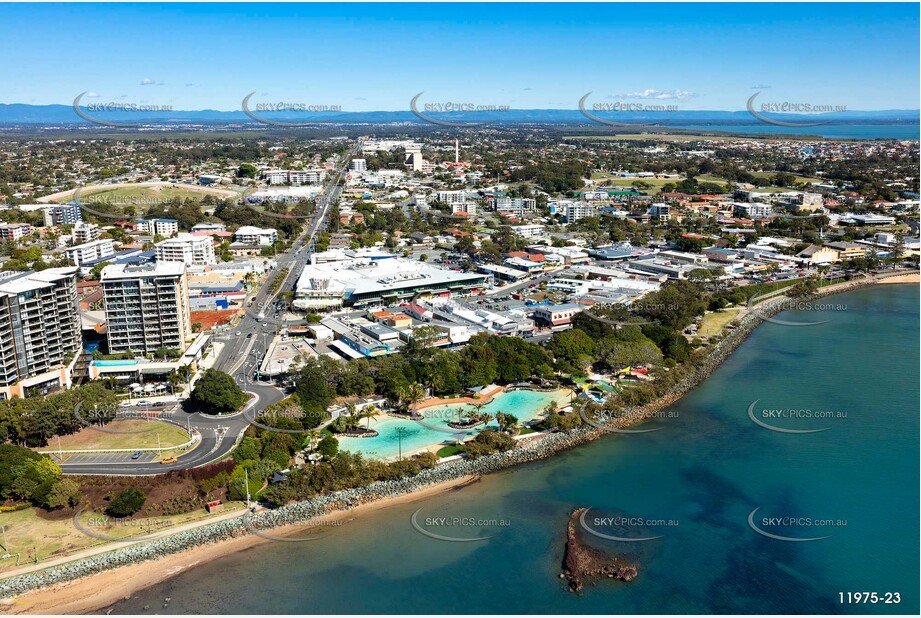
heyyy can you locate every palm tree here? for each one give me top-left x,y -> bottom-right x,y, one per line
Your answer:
404,382 -> 425,417
361,405 -> 380,429
304,429 -> 321,451
467,402 -> 487,425
343,402 -> 362,431
496,411 -> 519,434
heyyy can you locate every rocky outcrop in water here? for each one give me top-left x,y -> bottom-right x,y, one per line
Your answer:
561,508 -> 637,592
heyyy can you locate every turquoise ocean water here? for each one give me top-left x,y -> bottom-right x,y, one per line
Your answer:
111,284 -> 919,614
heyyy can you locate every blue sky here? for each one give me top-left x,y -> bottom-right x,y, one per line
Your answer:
1,3 -> 918,111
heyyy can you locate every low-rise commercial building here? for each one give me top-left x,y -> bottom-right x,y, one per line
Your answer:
235,226 -> 278,246
532,303 -> 583,328
294,256 -> 488,310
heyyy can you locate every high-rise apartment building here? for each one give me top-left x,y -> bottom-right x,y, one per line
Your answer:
0,268 -> 82,398
101,262 -> 192,355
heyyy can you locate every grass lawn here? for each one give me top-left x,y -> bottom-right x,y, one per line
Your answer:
436,445 -> 464,458
47,420 -> 190,452
68,184 -> 233,204
697,174 -> 732,186
750,171 -> 825,185
697,308 -> 741,338
518,427 -> 538,435
588,174 -> 682,194
0,502 -> 246,573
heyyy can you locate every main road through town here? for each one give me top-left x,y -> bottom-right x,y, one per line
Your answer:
61,143 -> 356,476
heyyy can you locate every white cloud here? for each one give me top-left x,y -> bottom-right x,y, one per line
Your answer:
752,84 -> 771,89
613,89 -> 696,100
85,91 -> 100,98
140,78 -> 155,86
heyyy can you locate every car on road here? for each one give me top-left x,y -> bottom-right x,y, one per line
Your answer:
131,451 -> 142,460
247,333 -> 253,338
160,456 -> 178,465
137,400 -> 149,406
236,331 -> 242,336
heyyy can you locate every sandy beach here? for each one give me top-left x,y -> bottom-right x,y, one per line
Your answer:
0,475 -> 477,615
875,272 -> 920,284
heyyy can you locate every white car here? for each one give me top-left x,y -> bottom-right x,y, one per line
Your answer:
236,331 -> 242,336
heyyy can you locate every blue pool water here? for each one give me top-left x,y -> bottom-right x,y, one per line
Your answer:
338,389 -> 570,460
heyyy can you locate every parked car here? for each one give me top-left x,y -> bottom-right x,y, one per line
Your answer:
131,451 -> 142,460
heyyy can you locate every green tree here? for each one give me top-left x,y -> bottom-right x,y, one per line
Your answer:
107,487 -> 146,517
190,369 -> 246,414
317,435 -> 339,460
45,478 -> 82,509
237,163 -> 258,179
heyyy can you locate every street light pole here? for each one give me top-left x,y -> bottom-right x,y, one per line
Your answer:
244,467 -> 252,510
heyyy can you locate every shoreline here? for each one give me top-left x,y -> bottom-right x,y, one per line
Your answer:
0,475 -> 477,615
1,271 -> 917,613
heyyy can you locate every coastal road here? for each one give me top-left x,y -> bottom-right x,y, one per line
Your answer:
62,144 -> 355,476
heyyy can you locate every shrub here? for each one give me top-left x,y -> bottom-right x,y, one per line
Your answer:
107,487 -> 146,517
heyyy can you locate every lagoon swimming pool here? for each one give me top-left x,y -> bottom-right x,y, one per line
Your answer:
337,388 -> 570,460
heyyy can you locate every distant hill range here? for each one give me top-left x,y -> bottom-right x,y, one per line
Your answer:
0,103 -> 917,125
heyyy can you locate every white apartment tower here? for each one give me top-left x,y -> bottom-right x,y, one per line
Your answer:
101,262 -> 193,355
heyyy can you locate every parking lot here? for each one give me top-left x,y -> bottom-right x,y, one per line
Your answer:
56,452 -> 159,465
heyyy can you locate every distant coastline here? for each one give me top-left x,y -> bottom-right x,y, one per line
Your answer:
0,103 -> 918,140
1,270 -> 917,614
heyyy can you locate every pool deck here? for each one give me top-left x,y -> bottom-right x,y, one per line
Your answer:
415,384 -> 506,411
